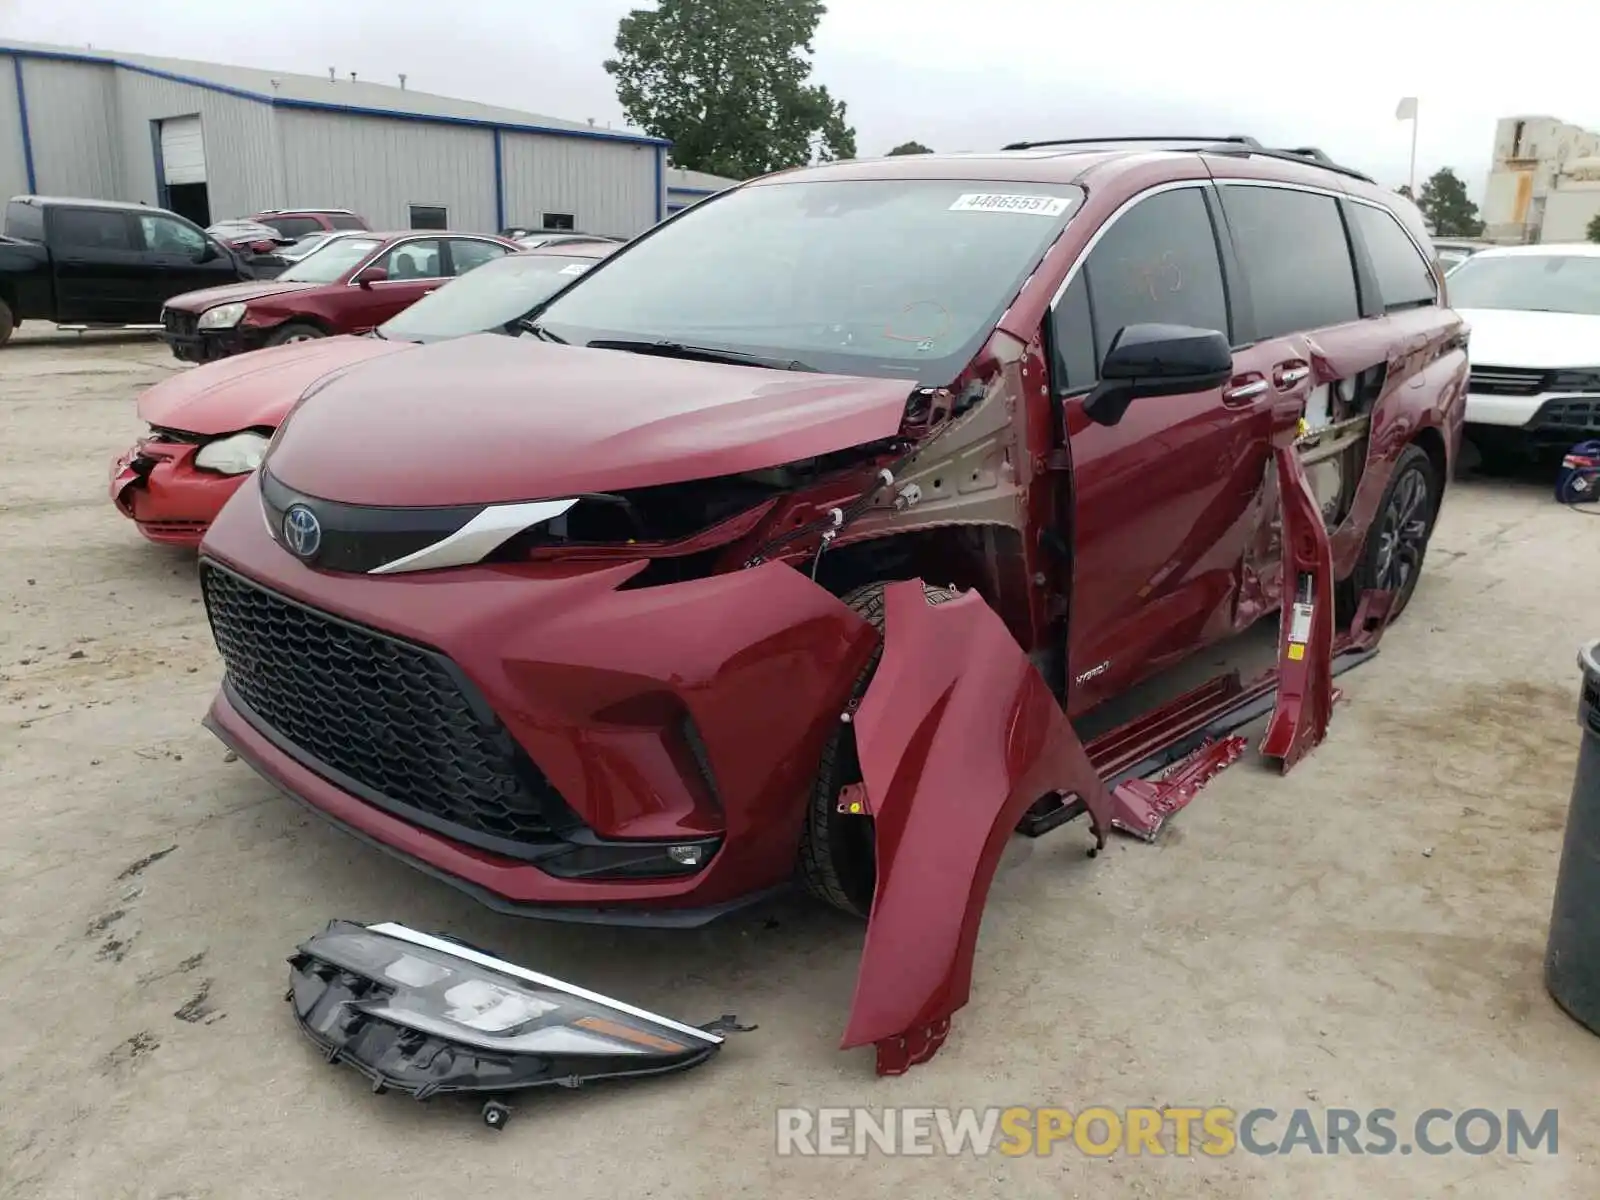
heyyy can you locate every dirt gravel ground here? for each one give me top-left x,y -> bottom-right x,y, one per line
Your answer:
4,334 -> 1600,1200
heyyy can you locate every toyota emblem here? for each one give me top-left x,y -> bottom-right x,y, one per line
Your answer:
282,504 -> 322,560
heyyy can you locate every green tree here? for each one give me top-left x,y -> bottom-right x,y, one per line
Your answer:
1416,168 -> 1484,237
887,140 -> 933,156
1587,211 -> 1600,243
604,0 -> 856,179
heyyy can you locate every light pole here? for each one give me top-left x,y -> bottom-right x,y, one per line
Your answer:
1396,97 -> 1419,195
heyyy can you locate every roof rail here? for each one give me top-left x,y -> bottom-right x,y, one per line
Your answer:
1000,135 -> 1376,186
1002,135 -> 1262,151
257,207 -> 356,215
1203,143 -> 1376,185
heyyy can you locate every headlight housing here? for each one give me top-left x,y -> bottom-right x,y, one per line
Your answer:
286,920 -> 734,1116
198,302 -> 247,330
1549,369 -> 1600,394
193,430 -> 271,475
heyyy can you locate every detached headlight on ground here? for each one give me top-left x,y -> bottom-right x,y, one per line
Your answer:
194,431 -> 271,475
198,302 -> 247,330
287,920 -> 751,1128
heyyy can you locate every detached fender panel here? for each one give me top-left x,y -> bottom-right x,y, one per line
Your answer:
841,580 -> 1109,1073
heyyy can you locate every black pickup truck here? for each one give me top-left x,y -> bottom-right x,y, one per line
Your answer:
0,195 -> 256,345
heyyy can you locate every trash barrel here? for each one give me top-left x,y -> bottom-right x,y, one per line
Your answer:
1544,639 -> 1600,1034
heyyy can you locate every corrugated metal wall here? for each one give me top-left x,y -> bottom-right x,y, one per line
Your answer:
0,56 -> 27,201
276,109 -> 496,231
19,59 -> 122,197
114,71 -> 282,216
501,132 -> 657,238
0,52 -> 662,236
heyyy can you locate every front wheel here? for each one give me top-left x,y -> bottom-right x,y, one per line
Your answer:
0,297 -> 14,347
1339,443 -> 1439,624
265,322 -> 325,348
797,580 -> 957,917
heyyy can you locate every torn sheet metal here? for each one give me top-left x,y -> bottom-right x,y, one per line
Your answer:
1109,735 -> 1249,842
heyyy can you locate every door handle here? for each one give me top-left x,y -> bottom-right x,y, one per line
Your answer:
1222,379 -> 1269,405
1274,364 -> 1310,389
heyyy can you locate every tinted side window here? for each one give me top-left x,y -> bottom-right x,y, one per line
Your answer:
1083,187 -> 1229,362
50,208 -> 134,251
1050,273 -> 1098,392
329,214 -> 367,230
1218,186 -> 1359,339
381,238 -> 446,279
1349,203 -> 1437,310
139,214 -> 206,255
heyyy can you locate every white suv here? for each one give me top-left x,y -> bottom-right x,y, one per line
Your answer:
1449,243 -> 1600,462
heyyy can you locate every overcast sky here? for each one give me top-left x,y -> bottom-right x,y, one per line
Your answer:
5,0 -> 1599,199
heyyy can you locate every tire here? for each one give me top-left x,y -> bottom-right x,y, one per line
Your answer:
265,322 -> 325,348
1338,443 -> 1439,625
797,580 -> 957,917
0,297 -> 14,347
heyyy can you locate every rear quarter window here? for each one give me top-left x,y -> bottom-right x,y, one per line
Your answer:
4,200 -> 46,241
1218,185 -> 1360,339
329,214 -> 368,230
48,208 -> 135,251
1349,203 -> 1438,311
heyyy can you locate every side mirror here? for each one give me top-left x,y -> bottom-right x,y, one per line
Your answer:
354,265 -> 388,288
197,242 -> 220,262
1082,323 -> 1233,427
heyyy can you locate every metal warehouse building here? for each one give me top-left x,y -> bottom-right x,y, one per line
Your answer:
0,40 -> 690,239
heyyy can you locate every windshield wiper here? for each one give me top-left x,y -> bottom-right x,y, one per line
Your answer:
585,338 -> 816,372
513,319 -> 567,343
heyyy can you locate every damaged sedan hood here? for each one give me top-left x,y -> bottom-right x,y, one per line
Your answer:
138,336 -> 413,436
266,334 -> 920,507
163,278 -> 324,312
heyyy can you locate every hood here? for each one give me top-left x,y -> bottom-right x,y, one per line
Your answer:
267,333 -> 920,507
1457,307 -> 1600,370
138,336 -> 414,435
164,279 -> 324,312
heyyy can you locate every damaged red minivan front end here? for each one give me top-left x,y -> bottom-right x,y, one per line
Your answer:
199,166 -> 1102,1073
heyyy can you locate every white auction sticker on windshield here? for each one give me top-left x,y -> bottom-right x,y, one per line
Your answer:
557,263 -> 590,275
949,193 -> 1071,216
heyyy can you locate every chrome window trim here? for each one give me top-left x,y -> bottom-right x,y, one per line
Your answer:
1047,174 -> 1439,316
341,234 -> 449,286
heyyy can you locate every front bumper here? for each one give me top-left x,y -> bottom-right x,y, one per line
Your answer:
109,441 -> 248,547
1466,388 -> 1600,442
160,310 -> 267,363
197,473 -> 879,919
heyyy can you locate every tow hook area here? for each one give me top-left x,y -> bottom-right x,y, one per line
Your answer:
286,921 -> 750,1128
836,581 -> 1111,1075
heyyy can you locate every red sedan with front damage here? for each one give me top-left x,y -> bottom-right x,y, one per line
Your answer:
111,242 -> 617,546
196,141 -> 1466,1073
158,229 -> 519,363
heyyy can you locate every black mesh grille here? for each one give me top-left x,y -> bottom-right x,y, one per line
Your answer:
1532,397 -> 1600,435
163,309 -> 198,338
201,562 -> 564,851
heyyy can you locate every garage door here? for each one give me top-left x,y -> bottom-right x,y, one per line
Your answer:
160,116 -> 207,185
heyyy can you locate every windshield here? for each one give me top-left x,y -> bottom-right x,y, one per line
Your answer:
533,178 -> 1084,382
379,253 -> 606,341
1445,253 -> 1600,316
277,237 -> 382,283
